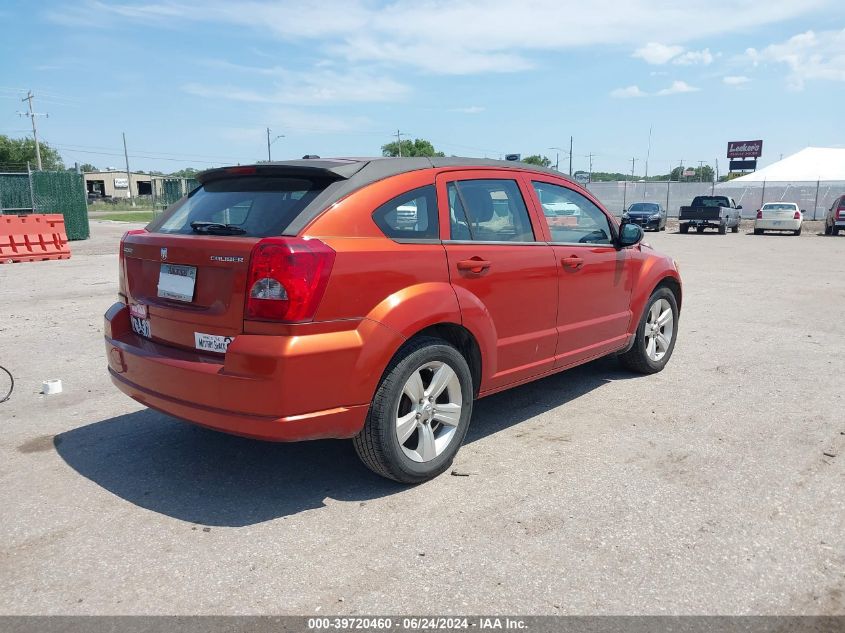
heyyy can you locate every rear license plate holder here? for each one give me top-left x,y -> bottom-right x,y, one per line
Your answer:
157,264 -> 197,302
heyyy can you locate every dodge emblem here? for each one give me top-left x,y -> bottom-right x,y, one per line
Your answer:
160,247 -> 168,261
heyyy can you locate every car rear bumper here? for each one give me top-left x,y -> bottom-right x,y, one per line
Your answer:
755,219 -> 801,231
104,302 -> 404,441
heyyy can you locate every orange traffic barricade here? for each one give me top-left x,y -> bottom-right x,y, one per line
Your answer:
0,214 -> 71,263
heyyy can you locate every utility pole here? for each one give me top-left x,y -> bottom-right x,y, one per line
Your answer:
630,157 -> 637,181
644,126 -> 652,183
396,129 -> 404,157
266,128 -> 284,161
549,147 -> 566,172
697,160 -> 706,182
19,91 -> 47,171
122,132 -> 135,208
568,136 -> 573,176
587,153 -> 594,182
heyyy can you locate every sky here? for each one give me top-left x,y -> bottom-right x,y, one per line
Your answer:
1,0 -> 844,176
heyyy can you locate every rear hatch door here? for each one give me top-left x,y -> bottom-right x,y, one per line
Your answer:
121,171 -> 339,352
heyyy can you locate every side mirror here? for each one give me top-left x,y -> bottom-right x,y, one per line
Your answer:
736,205 -> 743,209
618,222 -> 644,247
801,209 -> 806,214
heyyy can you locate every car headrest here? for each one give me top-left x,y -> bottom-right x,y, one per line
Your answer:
460,187 -> 495,223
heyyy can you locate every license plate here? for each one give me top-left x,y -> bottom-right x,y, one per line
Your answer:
194,332 -> 235,354
158,264 -> 196,302
773,221 -> 785,226
130,316 -> 151,339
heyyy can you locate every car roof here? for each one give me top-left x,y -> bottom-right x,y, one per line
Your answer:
197,157 -> 576,235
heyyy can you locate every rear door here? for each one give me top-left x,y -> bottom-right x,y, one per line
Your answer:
437,171 -> 558,390
527,177 -> 634,368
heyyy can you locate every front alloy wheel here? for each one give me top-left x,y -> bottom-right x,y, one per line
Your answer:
619,287 -> 679,374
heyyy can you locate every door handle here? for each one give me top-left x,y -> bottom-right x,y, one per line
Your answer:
561,255 -> 584,270
456,258 -> 492,274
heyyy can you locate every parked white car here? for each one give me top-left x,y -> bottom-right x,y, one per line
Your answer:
754,202 -> 803,236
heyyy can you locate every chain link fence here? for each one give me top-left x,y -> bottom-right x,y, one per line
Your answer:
151,177 -> 199,211
0,170 -> 89,240
586,180 -> 845,220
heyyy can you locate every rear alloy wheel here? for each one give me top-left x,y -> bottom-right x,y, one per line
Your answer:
619,287 -> 679,374
353,337 -> 473,483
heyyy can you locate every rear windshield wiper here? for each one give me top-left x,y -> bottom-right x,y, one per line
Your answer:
190,221 -> 247,235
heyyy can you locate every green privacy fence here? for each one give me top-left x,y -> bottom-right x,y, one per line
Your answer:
151,177 -> 199,210
0,171 -> 89,240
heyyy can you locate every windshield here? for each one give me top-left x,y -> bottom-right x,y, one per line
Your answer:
629,203 -> 659,213
147,176 -> 329,237
762,203 -> 797,210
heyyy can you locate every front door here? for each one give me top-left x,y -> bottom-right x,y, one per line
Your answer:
528,178 -> 634,368
437,171 -> 558,391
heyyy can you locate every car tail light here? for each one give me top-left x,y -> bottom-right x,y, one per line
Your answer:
119,229 -> 146,299
793,211 -> 801,220
837,208 -> 842,220
245,237 -> 335,322
756,209 -> 762,219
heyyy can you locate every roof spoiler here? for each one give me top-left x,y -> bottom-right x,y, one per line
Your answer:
197,160 -> 369,185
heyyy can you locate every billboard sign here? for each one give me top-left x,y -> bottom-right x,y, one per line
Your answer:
729,159 -> 757,172
727,140 -> 763,159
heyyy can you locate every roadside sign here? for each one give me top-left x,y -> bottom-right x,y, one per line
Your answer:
573,171 -> 590,184
727,140 -> 763,159
683,169 -> 695,177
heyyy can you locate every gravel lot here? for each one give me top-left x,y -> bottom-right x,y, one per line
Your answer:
0,219 -> 843,615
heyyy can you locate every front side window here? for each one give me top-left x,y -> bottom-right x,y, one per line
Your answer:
447,179 -> 535,242
533,181 -> 613,244
372,185 -> 438,239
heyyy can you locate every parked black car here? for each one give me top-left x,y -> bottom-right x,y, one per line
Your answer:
624,202 -> 667,231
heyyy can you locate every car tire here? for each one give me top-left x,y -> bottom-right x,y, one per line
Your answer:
834,226 -> 840,236
680,224 -> 689,234
732,223 -> 739,233
353,336 -> 474,484
718,223 -> 727,235
794,227 -> 802,236
824,223 -> 832,235
754,228 -> 763,235
619,287 -> 679,375
697,226 -> 705,234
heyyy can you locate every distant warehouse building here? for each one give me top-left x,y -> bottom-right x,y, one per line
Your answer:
83,170 -> 152,199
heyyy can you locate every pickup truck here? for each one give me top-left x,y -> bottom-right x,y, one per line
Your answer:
679,196 -> 743,234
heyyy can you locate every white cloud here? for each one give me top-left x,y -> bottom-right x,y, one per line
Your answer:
182,67 -> 410,105
746,29 -> 845,90
47,0 -> 832,75
610,85 -> 648,98
723,75 -> 751,85
672,48 -> 714,65
656,80 -> 700,95
633,42 -> 684,64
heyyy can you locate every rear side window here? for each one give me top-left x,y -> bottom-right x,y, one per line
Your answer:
147,176 -> 329,237
372,185 -> 438,239
448,179 -> 535,242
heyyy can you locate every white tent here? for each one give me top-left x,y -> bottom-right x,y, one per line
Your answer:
725,147 -> 845,183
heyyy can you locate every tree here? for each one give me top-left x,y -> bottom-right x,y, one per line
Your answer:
168,168 -> 200,178
522,155 -> 553,168
72,163 -> 97,172
0,135 -> 64,171
381,138 -> 445,158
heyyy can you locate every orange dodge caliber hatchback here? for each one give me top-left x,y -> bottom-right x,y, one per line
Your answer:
105,158 -> 682,482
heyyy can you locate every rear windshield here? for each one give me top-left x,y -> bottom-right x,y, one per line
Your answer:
691,196 -> 730,207
147,176 -> 329,237
629,203 -> 659,213
762,203 -> 797,210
